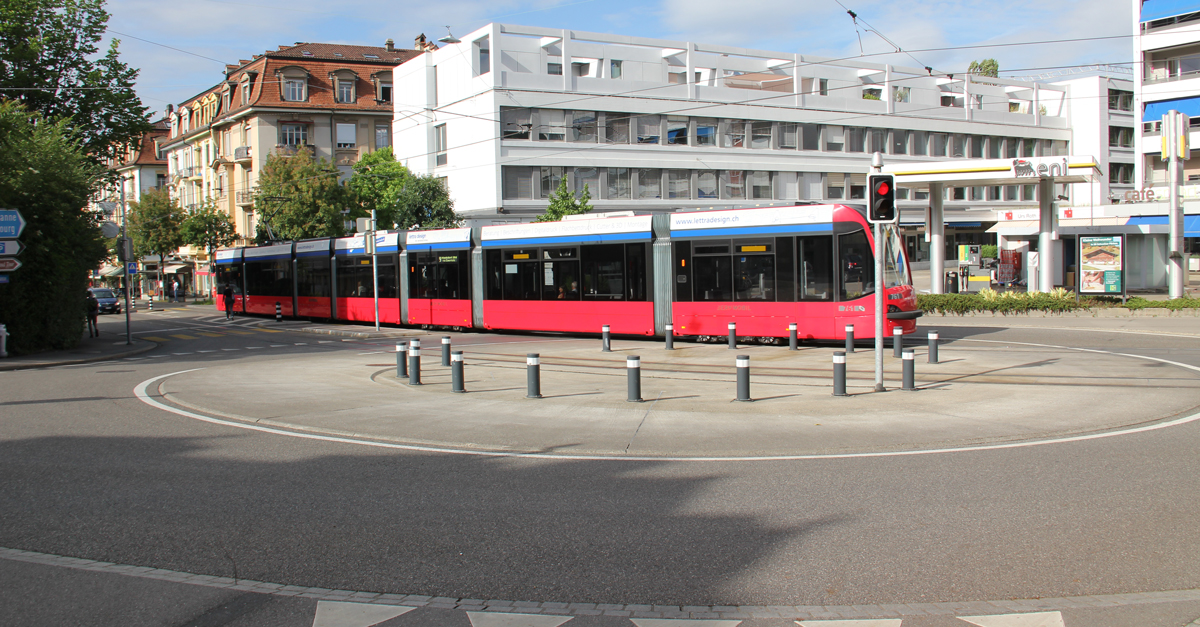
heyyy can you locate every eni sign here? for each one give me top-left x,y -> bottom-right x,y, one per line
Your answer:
1012,158 -> 1070,178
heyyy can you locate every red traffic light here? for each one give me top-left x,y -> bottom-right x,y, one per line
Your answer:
876,181 -> 889,195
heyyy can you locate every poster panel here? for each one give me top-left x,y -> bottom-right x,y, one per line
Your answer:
1079,235 -> 1124,294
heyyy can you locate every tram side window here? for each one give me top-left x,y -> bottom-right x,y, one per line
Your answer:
485,249 -> 503,299
838,230 -> 875,300
673,241 -> 692,302
216,264 -> 243,294
245,259 -> 292,297
502,249 -> 541,300
693,240 -> 733,301
798,235 -> 834,301
733,241 -> 775,301
410,252 -> 437,298
625,243 -> 647,301
541,247 -> 580,300
436,251 -> 469,299
377,255 -> 399,299
337,256 -> 374,298
297,257 -> 331,298
581,244 -> 623,300
775,237 -> 795,302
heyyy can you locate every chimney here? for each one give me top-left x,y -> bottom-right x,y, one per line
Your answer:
166,104 -> 174,115
415,34 -> 426,50
385,38 -> 395,52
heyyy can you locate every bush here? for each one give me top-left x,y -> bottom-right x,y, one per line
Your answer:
980,244 -> 997,259
1124,296 -> 1200,310
918,288 -> 1083,315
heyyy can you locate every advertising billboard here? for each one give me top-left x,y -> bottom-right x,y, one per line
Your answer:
1079,235 -> 1124,295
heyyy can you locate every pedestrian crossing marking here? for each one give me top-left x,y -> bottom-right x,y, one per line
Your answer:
311,600 -> 414,627
633,614 -> 744,619
255,327 -> 283,333
225,330 -> 255,335
796,614 -> 902,619
195,332 -> 225,337
142,336 -> 169,342
958,612 -> 1064,627
170,334 -> 198,340
467,612 -> 573,627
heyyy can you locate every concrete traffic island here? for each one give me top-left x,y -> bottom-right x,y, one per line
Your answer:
157,335 -> 1200,458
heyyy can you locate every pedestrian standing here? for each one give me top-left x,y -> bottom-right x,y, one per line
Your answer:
222,283 -> 235,320
86,291 -> 100,338
172,279 -> 179,302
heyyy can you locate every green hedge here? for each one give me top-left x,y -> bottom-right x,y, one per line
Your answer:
917,290 -> 1200,314
1123,296 -> 1200,310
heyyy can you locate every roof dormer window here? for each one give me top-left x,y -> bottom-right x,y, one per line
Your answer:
363,53 -> 380,60
278,66 -> 309,102
331,70 -> 358,104
301,50 -> 313,57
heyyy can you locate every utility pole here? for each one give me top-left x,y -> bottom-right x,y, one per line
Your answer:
871,152 -> 885,392
119,178 -> 132,346
1164,110 -> 1189,299
371,210 -> 380,331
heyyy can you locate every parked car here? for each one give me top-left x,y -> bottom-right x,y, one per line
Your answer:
88,288 -> 122,314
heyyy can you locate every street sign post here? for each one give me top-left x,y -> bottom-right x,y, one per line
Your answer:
0,240 -> 23,256
0,258 -> 22,272
0,210 -> 26,238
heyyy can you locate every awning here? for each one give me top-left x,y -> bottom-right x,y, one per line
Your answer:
163,264 -> 188,273
1144,96 -> 1200,120
987,220 -> 1039,236
1141,0 -> 1200,22
99,265 -> 125,277
1126,215 -> 1200,236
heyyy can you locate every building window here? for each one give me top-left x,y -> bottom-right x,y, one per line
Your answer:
1109,126 -> 1133,148
541,166 -> 565,197
911,130 -> 927,156
539,109 -> 567,141
779,123 -> 798,150
548,62 -> 563,75
667,170 -> 690,199
801,124 -> 820,151
893,86 -> 910,103
722,120 -> 746,148
375,125 -> 390,149
748,171 -> 772,199
636,115 -> 661,144
610,60 -> 622,79
336,123 -> 356,149
337,78 -> 355,103
988,136 -> 1001,159
607,168 -> 632,199
868,128 -> 886,153
604,113 -> 630,143
1107,89 -> 1133,111
379,82 -> 392,103
1109,162 -> 1134,185
477,37 -> 490,75
750,122 -> 772,149
637,168 -> 661,199
722,170 -> 745,199
695,118 -> 717,146
503,166 -> 534,199
241,81 -> 250,105
846,127 -> 865,153
571,111 -> 597,142
827,185 -> 844,199
434,124 -> 447,165
825,126 -> 844,152
502,108 -> 532,139
280,123 -> 307,146
819,79 -> 829,96
283,78 -> 306,102
574,167 -> 599,198
969,135 -> 984,158
697,170 -> 718,198
666,116 -> 689,145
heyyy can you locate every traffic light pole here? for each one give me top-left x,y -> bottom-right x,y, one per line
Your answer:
871,153 -> 884,392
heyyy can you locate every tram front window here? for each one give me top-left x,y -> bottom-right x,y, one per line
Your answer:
882,225 -> 910,288
839,230 -> 874,300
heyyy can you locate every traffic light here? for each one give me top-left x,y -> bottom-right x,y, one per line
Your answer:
868,173 -> 895,223
116,237 -> 129,262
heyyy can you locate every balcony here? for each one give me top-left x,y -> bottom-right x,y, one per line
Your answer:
180,165 -> 202,180
235,190 -> 256,206
233,146 -> 252,161
274,143 -> 313,156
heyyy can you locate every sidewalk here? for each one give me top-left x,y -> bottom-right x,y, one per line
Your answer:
0,333 -> 156,371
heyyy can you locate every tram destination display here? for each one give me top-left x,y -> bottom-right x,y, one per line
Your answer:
1078,235 -> 1124,295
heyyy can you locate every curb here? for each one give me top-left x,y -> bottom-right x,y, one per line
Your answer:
292,326 -> 421,340
0,340 -> 159,372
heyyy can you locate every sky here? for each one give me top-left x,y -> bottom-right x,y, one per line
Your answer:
103,0 -> 1137,117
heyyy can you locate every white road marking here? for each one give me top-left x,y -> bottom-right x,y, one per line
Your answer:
318,340 -> 334,343
311,600 -> 414,627
172,353 -> 191,356
221,348 -> 239,351
633,620 -> 742,627
468,613 -> 573,627
798,621 -> 901,627
958,611 -> 1064,627
294,342 -> 307,346
197,350 -> 216,353
796,614 -> 902,619
246,346 -> 264,350
270,345 -> 286,347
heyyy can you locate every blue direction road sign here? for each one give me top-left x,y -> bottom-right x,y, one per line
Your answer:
0,210 -> 26,238
0,240 -> 23,256
126,262 -> 138,275
0,275 -> 8,284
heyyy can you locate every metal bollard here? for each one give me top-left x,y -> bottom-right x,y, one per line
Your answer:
789,323 -> 798,351
441,336 -> 451,367
602,325 -> 611,352
833,351 -> 847,396
408,339 -> 421,385
396,341 -> 408,378
627,356 -> 642,402
0,324 -> 8,358
728,322 -> 737,349
902,349 -> 916,390
735,354 -> 751,401
148,298 -> 153,312
845,324 -> 854,353
892,325 -> 903,358
928,330 -> 939,364
526,353 -> 542,398
665,324 -> 674,351
275,301 -> 282,322
451,351 -> 465,393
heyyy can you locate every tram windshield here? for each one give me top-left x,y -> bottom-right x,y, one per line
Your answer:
881,224 -> 910,288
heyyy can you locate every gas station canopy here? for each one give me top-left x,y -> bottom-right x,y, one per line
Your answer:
882,156 -> 1101,188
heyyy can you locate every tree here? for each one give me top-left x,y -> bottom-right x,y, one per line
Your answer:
968,59 -> 1000,78
0,101 -> 108,354
348,147 -> 459,229
254,147 -> 352,243
180,200 -> 237,289
127,187 -> 184,300
535,178 -> 592,222
0,0 -> 152,162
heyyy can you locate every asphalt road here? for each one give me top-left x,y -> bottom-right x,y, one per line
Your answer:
2,307 -> 1199,626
